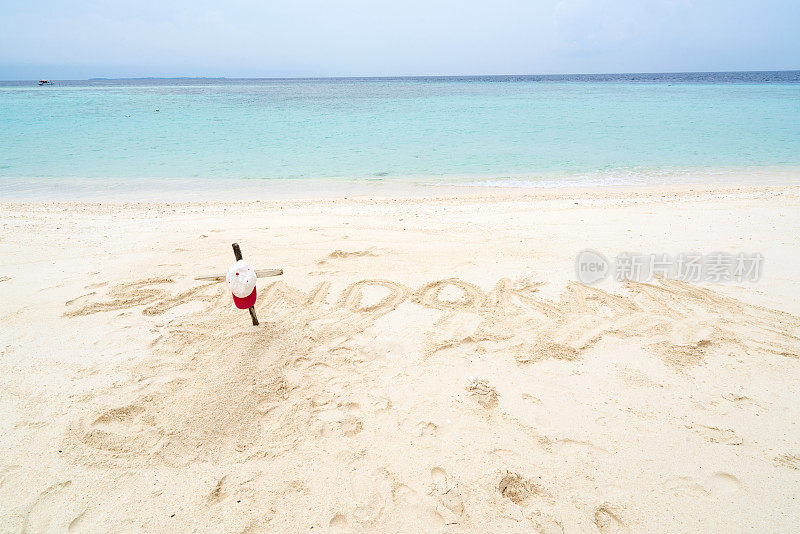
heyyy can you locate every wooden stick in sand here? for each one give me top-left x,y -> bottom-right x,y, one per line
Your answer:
194,269 -> 283,282
194,243 -> 282,326
232,242 -> 259,326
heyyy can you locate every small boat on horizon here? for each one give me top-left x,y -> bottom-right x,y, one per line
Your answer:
38,79 -> 53,86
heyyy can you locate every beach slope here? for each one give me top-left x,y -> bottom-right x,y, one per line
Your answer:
1,183 -> 799,532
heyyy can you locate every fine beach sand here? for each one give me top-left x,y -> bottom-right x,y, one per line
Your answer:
1,181 -> 800,532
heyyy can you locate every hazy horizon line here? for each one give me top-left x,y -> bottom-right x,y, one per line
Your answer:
3,69 -> 799,83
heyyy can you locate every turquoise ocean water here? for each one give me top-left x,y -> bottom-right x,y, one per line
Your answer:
1,72 -> 799,197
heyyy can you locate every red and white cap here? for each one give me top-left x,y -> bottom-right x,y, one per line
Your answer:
226,259 -> 257,309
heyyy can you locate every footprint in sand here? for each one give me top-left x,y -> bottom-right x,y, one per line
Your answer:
66,400 -> 207,468
391,481 -> 447,529
522,393 -> 544,405
532,515 -> 565,534
313,401 -> 364,438
22,480 -> 75,533
690,424 -> 743,445
661,472 -> 742,497
372,397 -> 392,413
497,472 -> 546,505
73,403 -> 162,455
514,341 -> 580,365
342,416 -> 364,437
705,472 -> 742,495
775,454 -> 800,470
328,513 -> 351,533
391,483 -> 418,505
466,378 -> 498,409
349,475 -> 385,525
427,467 -> 463,522
207,475 -> 228,505
430,467 -> 447,487
594,504 -> 628,534
415,421 -> 438,438
438,487 -> 464,518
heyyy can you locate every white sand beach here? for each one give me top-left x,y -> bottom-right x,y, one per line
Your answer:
1,181 -> 800,532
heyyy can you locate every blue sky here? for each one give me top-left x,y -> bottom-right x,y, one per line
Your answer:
1,0 -> 798,79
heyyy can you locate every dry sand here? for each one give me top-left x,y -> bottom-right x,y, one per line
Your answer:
1,182 -> 800,532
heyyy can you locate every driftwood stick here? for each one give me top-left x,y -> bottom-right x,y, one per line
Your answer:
194,269 -> 282,282
232,242 -> 258,326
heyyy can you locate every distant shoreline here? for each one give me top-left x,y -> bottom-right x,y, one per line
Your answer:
2,171 -> 799,202
2,70 -> 799,84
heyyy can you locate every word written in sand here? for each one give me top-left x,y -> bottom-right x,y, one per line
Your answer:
64,276 -> 800,369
